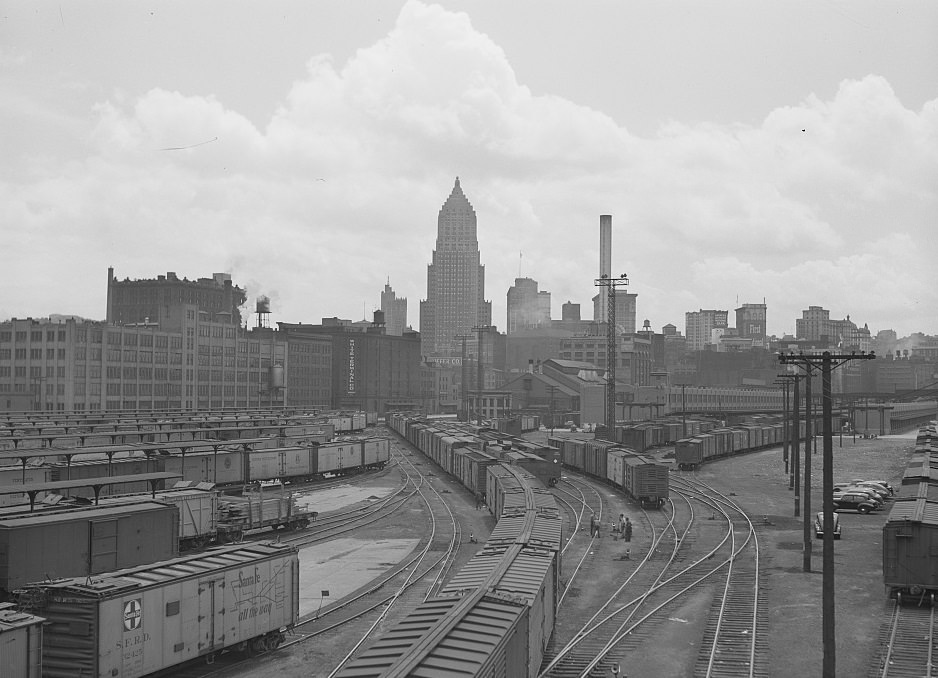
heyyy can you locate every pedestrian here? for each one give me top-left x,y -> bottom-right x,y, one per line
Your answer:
624,517 -> 632,542
590,514 -> 600,538
617,513 -> 626,535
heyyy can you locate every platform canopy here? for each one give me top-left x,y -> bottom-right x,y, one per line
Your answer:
0,471 -> 182,510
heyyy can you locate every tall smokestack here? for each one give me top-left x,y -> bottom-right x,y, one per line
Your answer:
599,215 -> 612,323
106,266 -> 114,324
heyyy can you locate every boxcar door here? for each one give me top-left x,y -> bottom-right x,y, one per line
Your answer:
198,577 -> 227,653
89,518 -> 119,572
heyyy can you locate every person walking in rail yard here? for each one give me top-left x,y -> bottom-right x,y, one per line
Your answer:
624,518 -> 632,542
590,514 -> 601,538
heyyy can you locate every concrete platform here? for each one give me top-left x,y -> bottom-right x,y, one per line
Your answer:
294,483 -> 396,514
298,537 -> 419,617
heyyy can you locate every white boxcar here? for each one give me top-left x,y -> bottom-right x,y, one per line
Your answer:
164,449 -> 245,485
0,602 -> 43,678
246,447 -> 311,482
26,542 -> 299,678
362,437 -> 390,467
312,441 -> 363,476
0,466 -> 52,507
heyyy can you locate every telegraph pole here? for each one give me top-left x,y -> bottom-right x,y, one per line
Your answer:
455,335 -> 470,422
473,325 -> 493,426
547,384 -> 557,434
779,350 -> 876,678
775,375 -> 795,476
594,273 -> 629,441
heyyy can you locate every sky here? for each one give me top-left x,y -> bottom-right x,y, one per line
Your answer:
2,0 -> 937,339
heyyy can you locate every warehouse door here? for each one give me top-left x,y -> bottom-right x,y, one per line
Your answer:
89,518 -> 118,572
198,578 -> 227,651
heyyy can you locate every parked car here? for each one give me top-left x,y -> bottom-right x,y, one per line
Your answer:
853,480 -> 894,497
833,486 -> 884,506
814,511 -> 842,539
833,491 -> 880,514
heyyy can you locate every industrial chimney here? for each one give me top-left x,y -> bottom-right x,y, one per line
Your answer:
599,215 -> 612,323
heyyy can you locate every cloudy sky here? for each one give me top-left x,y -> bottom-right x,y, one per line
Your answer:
2,1 -> 936,339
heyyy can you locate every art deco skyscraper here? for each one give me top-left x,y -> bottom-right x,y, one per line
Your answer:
419,178 -> 492,357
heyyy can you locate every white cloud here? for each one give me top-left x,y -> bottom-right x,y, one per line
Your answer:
1,1 -> 936,339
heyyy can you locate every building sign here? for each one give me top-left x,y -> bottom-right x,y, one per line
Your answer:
427,356 -> 463,367
123,598 -> 142,631
347,338 -> 356,394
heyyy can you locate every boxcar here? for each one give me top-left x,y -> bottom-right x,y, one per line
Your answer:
312,440 -> 364,476
0,466 -> 52,507
0,602 -> 43,678
163,449 -> 245,486
0,500 -> 179,595
20,542 -> 299,678
883,487 -> 938,602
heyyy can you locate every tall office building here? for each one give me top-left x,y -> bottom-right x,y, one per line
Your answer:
419,178 -> 492,357
685,309 -> 729,351
507,277 -> 551,334
735,303 -> 767,342
593,291 -> 638,335
380,282 -> 407,336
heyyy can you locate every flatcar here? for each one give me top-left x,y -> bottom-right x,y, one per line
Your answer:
18,541 -> 299,677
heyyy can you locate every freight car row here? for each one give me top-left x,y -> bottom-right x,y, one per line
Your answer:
547,435 -> 669,506
11,541 -> 300,678
673,413 -> 824,470
883,422 -> 938,603
0,409 -> 375,449
391,417 -> 560,497
336,414 -> 563,677
0,436 -> 391,504
0,480 -> 314,599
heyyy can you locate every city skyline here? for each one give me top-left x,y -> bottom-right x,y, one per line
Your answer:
2,1 -> 937,338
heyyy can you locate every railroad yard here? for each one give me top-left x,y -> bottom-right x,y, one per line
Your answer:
221,428 -> 919,678
0,411 -> 929,678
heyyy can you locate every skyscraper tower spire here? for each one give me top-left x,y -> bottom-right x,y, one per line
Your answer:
419,178 -> 492,357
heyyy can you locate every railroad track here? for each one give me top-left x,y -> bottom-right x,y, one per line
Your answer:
540,472 -> 768,677
160,441 -> 467,678
872,599 -> 938,677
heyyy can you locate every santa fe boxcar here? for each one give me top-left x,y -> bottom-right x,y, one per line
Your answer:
19,541 -> 299,678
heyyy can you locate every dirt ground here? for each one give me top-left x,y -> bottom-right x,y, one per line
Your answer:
691,431 -> 915,678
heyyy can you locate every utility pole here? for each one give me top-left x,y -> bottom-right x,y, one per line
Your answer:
681,383 -> 687,439
473,325 -> 493,426
775,375 -> 794,476
547,383 -> 557,434
455,335 -> 470,422
594,273 -> 629,441
779,350 -> 876,678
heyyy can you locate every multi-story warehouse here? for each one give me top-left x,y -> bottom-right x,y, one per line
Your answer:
279,313 -> 422,415
558,332 -> 652,386
419,178 -> 492,358
685,309 -> 729,352
107,267 -> 246,329
0,314 -> 286,413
